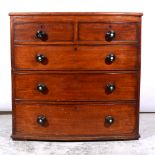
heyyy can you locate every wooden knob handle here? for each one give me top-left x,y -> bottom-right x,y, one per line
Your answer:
37,115 -> 47,126
36,31 -> 47,41
105,30 -> 116,41
37,83 -> 47,93
106,83 -> 115,93
36,54 -> 45,63
105,54 -> 115,64
105,116 -> 114,125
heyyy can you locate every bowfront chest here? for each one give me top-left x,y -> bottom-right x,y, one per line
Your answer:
10,12 -> 142,141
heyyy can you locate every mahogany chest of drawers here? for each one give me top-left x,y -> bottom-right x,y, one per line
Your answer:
10,12 -> 142,141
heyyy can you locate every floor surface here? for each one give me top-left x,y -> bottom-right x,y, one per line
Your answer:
0,114 -> 155,155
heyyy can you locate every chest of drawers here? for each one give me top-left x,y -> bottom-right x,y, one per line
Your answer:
10,12 -> 142,141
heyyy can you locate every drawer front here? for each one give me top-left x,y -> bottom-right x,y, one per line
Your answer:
14,22 -> 74,42
14,103 -> 137,138
79,23 -> 138,42
14,73 -> 137,101
14,45 -> 139,70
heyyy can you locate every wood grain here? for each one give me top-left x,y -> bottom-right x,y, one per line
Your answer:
14,45 -> 139,71
79,23 -> 138,41
10,12 -> 142,141
14,103 -> 137,139
14,73 -> 137,101
14,22 -> 74,42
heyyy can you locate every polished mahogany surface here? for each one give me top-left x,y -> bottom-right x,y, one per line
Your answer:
10,12 -> 142,141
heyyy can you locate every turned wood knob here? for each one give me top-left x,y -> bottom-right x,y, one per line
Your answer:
37,115 -> 47,126
106,83 -> 115,93
105,54 -> 115,64
36,31 -> 47,41
36,54 -> 45,63
37,83 -> 47,93
105,30 -> 116,41
105,116 -> 114,125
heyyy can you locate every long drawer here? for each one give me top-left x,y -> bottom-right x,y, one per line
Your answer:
13,102 -> 138,140
14,72 -> 137,101
13,45 -> 139,70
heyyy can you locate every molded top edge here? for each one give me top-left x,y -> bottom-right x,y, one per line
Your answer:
9,12 -> 143,16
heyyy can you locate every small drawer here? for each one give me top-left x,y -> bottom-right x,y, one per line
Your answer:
79,23 -> 138,42
14,72 -> 137,101
14,45 -> 139,71
13,102 -> 137,140
14,22 -> 74,42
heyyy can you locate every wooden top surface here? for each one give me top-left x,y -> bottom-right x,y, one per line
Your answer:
9,12 -> 143,16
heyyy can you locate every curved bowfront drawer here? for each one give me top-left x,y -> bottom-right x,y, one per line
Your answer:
14,45 -> 139,71
13,103 -> 137,140
14,73 -> 137,101
14,22 -> 74,42
79,23 -> 138,42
